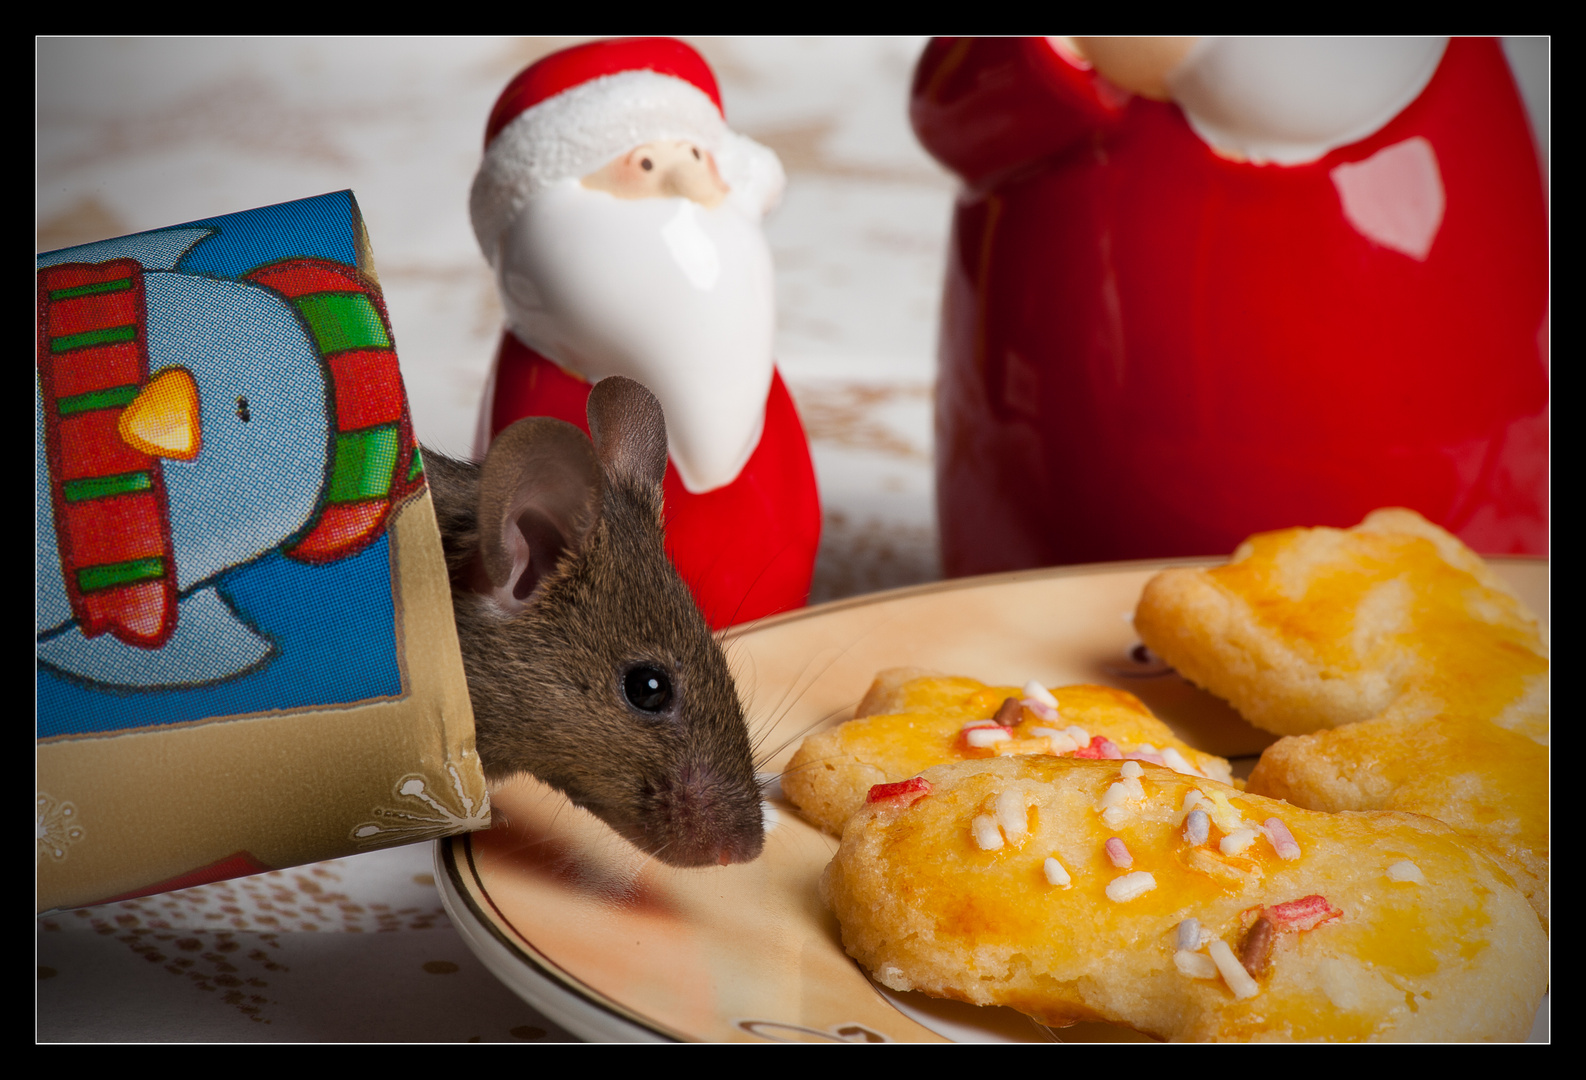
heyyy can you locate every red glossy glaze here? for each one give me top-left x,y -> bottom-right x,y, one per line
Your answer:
488,333 -> 821,628
913,37 -> 1548,572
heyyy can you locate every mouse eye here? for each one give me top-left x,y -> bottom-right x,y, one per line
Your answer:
623,665 -> 673,712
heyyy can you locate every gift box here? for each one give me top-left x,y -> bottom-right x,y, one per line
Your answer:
36,190 -> 486,913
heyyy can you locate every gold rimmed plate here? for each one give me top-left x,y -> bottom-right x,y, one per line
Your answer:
436,557 -> 1548,1042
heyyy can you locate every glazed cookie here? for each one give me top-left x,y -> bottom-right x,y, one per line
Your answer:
1133,509 -> 1548,927
784,671 -> 1233,836
822,756 -> 1546,1042
1132,508 -> 1547,739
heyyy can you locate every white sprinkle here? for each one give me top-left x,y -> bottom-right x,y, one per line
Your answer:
1198,788 -> 1248,834
1044,856 -> 1071,887
961,719 -> 999,730
1133,744 -> 1158,756
1174,950 -> 1220,980
1181,790 -> 1208,815
1064,725 -> 1091,745
966,727 -> 1012,748
1220,827 -> 1258,857
1120,760 -> 1144,779
1105,871 -> 1156,903
1176,918 -> 1202,950
1095,780 -> 1141,826
1023,680 -> 1060,709
1183,809 -> 1210,846
1386,860 -> 1426,884
1263,817 -> 1302,861
971,814 -> 1004,851
1161,747 -> 1202,777
994,788 -> 1028,842
1208,939 -> 1260,999
1028,726 -> 1079,753
1105,837 -> 1132,868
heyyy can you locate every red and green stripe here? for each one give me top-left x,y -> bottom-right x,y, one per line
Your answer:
244,258 -> 424,564
37,259 -> 176,648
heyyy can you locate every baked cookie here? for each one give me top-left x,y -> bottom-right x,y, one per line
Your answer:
1133,508 -> 1547,738
822,755 -> 1546,1042
1133,509 -> 1548,926
784,670 -> 1233,836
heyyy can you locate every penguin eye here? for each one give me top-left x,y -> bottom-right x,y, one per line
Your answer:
236,397 -> 251,422
623,665 -> 673,712
640,157 -> 654,172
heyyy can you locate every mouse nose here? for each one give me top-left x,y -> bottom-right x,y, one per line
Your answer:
645,765 -> 766,867
118,366 -> 201,461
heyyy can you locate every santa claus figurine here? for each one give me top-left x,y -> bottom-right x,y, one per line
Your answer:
469,37 -> 820,627
913,37 -> 1547,574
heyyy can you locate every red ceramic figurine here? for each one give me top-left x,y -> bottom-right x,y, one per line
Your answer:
470,37 -> 820,627
912,37 -> 1548,573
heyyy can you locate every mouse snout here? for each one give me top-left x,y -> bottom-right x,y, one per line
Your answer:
643,762 -> 765,868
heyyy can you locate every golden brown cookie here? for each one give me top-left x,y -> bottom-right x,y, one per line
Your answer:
1133,508 -> 1547,738
784,671 -> 1232,836
822,756 -> 1546,1042
1133,509 -> 1548,926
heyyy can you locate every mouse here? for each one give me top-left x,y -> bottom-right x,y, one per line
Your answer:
421,375 -> 766,867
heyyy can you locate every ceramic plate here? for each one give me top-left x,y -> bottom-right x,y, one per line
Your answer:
437,557 -> 1549,1043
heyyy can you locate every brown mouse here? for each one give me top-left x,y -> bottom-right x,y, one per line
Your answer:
422,376 -> 765,867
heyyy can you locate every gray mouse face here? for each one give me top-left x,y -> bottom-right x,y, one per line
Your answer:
424,376 -> 765,868
471,480 -> 764,867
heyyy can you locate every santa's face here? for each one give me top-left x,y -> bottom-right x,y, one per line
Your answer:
581,139 -> 729,208
494,169 -> 775,494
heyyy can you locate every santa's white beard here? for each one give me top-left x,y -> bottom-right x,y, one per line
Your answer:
495,179 -> 776,494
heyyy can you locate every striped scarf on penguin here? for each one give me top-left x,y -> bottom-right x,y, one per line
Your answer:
37,255 -> 424,651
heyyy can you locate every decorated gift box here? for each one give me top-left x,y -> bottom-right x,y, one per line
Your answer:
36,190 -> 487,913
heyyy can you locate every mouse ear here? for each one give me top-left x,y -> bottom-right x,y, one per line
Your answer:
586,375 -> 668,492
475,416 -> 602,614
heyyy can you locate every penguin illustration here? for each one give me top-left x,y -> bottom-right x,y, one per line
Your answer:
37,225 -> 421,692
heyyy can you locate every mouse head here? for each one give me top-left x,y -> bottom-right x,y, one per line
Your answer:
459,376 -> 765,868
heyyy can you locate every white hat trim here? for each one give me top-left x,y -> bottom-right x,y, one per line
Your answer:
473,68 -> 788,263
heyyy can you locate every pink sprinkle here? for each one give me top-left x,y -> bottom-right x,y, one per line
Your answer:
1072,736 -> 1123,760
1105,837 -> 1132,868
1263,817 -> 1302,861
1265,895 -> 1342,932
1124,751 -> 1167,767
866,777 -> 932,805
1021,698 -> 1061,723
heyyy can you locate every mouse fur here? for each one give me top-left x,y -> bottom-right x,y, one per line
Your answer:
423,377 -> 765,867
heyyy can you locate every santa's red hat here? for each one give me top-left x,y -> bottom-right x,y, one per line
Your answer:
470,37 -> 785,263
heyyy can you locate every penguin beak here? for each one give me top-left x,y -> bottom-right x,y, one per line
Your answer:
119,366 -> 202,461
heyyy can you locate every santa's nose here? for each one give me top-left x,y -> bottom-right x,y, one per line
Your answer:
119,366 -> 201,461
